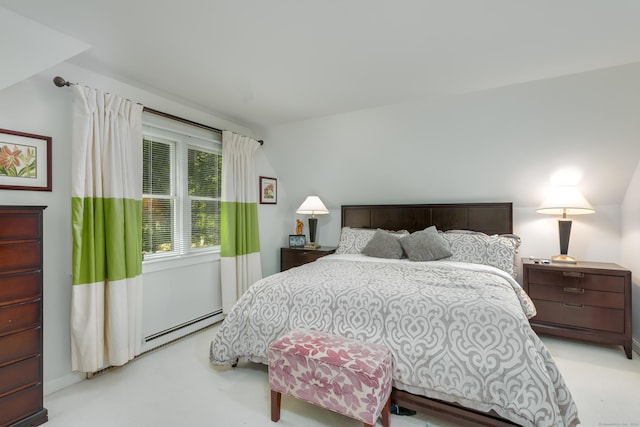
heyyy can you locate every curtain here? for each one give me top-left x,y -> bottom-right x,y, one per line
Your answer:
70,85 -> 144,373
220,131 -> 262,313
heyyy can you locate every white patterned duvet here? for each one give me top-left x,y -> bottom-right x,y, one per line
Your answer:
209,254 -> 579,427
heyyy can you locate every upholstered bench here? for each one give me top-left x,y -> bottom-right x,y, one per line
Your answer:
268,328 -> 393,427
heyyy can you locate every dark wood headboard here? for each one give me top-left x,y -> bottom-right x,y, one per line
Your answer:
341,202 -> 513,235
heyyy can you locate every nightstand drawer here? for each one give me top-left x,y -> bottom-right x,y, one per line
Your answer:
288,251 -> 323,263
528,269 -> 624,293
280,247 -> 336,271
533,299 -> 625,333
281,251 -> 324,271
528,283 -> 625,309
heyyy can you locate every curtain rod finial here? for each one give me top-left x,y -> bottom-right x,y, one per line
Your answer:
53,76 -> 70,87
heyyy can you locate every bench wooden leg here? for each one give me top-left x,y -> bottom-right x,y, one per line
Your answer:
380,396 -> 391,427
364,396 -> 390,427
271,390 -> 281,422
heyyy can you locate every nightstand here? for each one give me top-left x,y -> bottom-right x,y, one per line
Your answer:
280,247 -> 336,272
522,258 -> 632,359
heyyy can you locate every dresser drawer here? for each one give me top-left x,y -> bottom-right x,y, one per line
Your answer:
0,241 -> 41,273
528,283 -> 624,309
0,356 -> 40,396
0,383 -> 43,427
0,271 -> 41,306
528,269 -> 624,293
532,299 -> 625,333
0,301 -> 41,336
0,213 -> 40,241
0,327 -> 40,366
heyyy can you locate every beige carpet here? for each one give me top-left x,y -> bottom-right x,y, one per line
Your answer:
43,324 -> 640,426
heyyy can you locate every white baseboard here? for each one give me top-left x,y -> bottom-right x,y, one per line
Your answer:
140,313 -> 222,354
44,371 -> 85,396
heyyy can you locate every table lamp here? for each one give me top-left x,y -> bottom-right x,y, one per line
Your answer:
537,185 -> 594,264
296,196 -> 329,249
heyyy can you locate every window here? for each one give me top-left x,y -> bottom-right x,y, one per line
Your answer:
142,117 -> 222,259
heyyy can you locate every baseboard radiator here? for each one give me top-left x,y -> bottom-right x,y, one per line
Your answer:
144,310 -> 221,342
86,309 -> 222,379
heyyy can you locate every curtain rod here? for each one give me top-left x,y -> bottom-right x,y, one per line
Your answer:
52,76 -> 263,145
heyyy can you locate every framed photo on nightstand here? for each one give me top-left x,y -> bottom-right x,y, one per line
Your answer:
289,234 -> 306,248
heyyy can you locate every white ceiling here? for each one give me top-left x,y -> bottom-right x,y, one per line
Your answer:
2,0 -> 640,128
0,8 -> 88,90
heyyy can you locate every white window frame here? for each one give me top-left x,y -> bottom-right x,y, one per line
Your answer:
142,118 -> 222,263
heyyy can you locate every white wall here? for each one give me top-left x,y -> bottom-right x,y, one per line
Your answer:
0,62 -> 267,394
258,64 -> 639,343
622,159 -> 640,350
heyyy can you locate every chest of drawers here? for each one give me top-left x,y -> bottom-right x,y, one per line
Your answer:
0,206 -> 48,427
522,258 -> 632,358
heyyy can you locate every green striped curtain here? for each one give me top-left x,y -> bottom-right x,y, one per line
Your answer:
70,85 -> 143,373
220,131 -> 262,313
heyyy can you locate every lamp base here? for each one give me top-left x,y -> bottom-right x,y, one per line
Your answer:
551,254 -> 577,264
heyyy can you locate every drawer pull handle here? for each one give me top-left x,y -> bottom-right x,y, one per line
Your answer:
563,287 -> 585,294
562,271 -> 584,278
563,303 -> 583,309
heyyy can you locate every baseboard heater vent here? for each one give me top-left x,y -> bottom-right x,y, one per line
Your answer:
86,310 -> 222,379
145,310 -> 222,343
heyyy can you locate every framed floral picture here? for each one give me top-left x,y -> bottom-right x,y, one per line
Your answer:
259,176 -> 277,204
0,128 -> 52,191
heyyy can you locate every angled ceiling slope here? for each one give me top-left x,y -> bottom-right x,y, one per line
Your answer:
0,7 -> 89,90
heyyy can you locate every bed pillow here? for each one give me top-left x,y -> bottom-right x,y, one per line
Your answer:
441,230 -> 521,277
361,229 -> 405,259
335,227 -> 409,254
335,227 -> 377,254
399,226 -> 452,262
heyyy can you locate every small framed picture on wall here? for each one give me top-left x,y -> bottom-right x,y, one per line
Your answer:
259,176 -> 277,204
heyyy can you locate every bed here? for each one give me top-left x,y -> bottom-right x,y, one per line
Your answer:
210,202 -> 579,427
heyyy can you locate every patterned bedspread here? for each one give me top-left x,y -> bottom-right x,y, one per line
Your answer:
209,254 -> 579,427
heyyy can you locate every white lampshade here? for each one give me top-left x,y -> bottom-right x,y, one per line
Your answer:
537,185 -> 595,216
296,196 -> 329,216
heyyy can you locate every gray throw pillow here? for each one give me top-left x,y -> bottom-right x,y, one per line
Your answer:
361,229 -> 404,259
400,226 -> 452,261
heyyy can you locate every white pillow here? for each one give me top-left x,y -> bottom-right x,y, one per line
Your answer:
441,230 -> 521,277
336,227 -> 409,254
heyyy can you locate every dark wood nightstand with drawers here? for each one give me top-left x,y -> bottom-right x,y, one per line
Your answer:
522,258 -> 632,359
280,247 -> 336,272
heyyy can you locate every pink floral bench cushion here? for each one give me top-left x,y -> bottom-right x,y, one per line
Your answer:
268,328 -> 393,425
